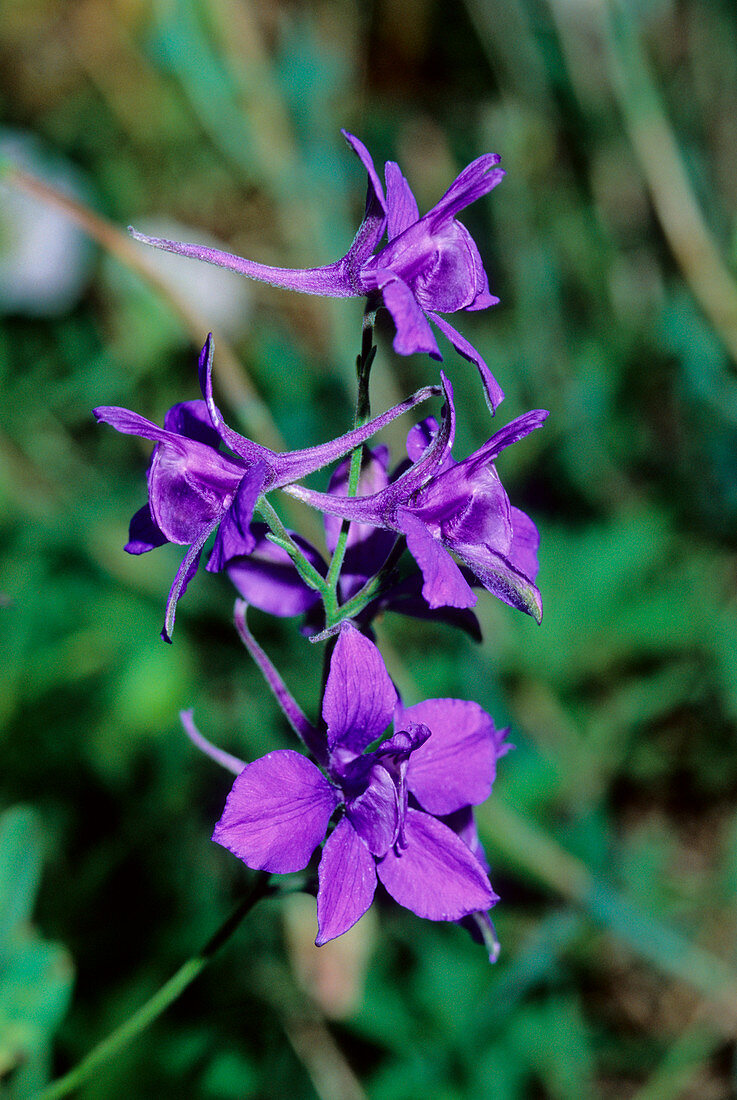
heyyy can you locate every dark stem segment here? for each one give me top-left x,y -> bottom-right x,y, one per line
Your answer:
233,601 -> 327,766
323,304 -> 378,620
36,874 -> 274,1100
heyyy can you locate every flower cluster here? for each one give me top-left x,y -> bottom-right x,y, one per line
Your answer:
101,131 -> 548,955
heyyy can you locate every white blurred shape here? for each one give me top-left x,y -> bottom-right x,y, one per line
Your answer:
130,218 -> 252,339
0,129 -> 95,316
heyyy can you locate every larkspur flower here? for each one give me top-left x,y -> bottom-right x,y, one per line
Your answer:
198,618 -> 505,945
285,373 -> 548,621
225,445 -> 482,639
94,334 -> 439,639
129,131 -> 506,410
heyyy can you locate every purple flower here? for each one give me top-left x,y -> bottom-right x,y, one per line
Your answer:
129,131 -> 506,410
94,335 -> 439,639
210,622 -> 503,945
285,374 -> 548,621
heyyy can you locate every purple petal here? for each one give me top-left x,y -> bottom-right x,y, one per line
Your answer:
341,131 -> 387,215
345,764 -> 399,857
405,417 -> 438,463
207,462 -> 268,572
465,245 -> 500,312
130,229 -> 356,298
315,817 -> 377,945
385,161 -> 420,240
212,749 -> 339,874
452,542 -> 543,622
226,525 -> 324,616
94,405 -> 184,448
322,622 -> 397,754
125,503 -> 167,555
400,221 -> 486,313
376,722 -> 431,760
508,507 -> 540,582
469,409 -> 549,467
428,155 -> 504,222
397,509 -> 476,610
162,518 -> 219,642
466,287 -> 500,312
163,400 -> 221,449
414,461 -> 513,561
376,273 -> 441,358
428,312 -> 504,413
441,806 -> 489,871
398,698 -> 499,814
147,437 -> 241,545
273,381 -> 441,488
404,417 -> 455,478
197,336 -> 267,463
377,809 -> 496,920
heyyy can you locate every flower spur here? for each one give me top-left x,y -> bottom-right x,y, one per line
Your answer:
130,131 -> 506,411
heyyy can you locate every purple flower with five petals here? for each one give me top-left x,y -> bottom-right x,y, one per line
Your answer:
94,335 -> 439,639
210,622 -> 504,944
130,131 -> 506,410
285,374 -> 548,621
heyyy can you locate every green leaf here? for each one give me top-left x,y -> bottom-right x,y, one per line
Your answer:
0,807 -> 44,943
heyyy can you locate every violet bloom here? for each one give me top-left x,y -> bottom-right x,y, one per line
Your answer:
286,374 -> 548,621
130,131 -> 506,410
94,335 -> 439,639
210,621 -> 503,944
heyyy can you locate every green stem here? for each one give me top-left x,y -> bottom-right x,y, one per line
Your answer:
36,874 -> 274,1100
323,308 -> 377,625
333,535 -> 406,622
255,496 -> 329,596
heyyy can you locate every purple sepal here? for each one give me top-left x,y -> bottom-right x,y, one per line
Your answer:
371,271 -> 442,358
429,154 -> 504,221
226,525 -> 324,616
212,749 -> 339,874
161,519 -> 218,643
397,509 -> 477,610
207,462 -> 267,572
428,311 -> 504,412
125,504 -> 167,555
400,698 -> 500,815
316,818 -> 377,945
376,809 -> 497,920
323,622 -> 397,755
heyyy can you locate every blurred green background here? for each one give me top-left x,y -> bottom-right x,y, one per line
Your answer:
2,0 -> 737,1096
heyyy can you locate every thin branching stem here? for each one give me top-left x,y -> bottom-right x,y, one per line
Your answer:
323,305 -> 378,623
35,874 -> 276,1100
